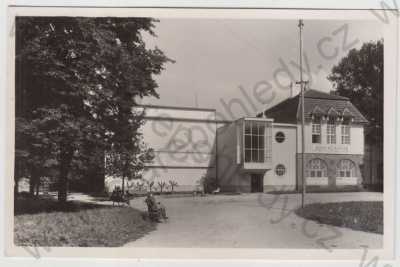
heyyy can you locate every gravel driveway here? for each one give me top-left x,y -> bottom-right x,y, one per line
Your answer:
124,192 -> 383,248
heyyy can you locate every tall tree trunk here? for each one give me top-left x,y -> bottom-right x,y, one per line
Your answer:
35,179 -> 40,196
29,170 -> 39,197
58,145 -> 73,203
29,176 -> 35,196
121,175 -> 125,194
14,178 -> 19,196
121,159 -> 129,194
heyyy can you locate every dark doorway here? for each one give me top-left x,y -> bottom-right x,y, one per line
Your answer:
251,174 -> 264,192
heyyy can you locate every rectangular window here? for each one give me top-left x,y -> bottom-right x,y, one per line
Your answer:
341,125 -> 350,144
245,149 -> 251,162
251,149 -> 258,163
327,120 -> 336,144
312,122 -> 321,144
244,121 -> 266,163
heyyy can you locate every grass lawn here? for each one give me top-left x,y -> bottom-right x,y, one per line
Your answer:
14,195 -> 156,247
295,201 -> 383,234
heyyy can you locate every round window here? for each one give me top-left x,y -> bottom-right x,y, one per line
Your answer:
275,132 -> 285,143
275,164 -> 286,176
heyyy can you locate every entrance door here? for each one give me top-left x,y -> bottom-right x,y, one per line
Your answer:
251,174 -> 264,192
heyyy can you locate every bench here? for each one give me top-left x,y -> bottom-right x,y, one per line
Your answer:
145,201 -> 162,222
110,191 -> 129,206
212,187 -> 221,194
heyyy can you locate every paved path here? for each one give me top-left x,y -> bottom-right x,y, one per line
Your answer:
124,192 -> 383,249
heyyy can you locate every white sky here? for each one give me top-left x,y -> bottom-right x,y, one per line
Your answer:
142,19 -> 382,120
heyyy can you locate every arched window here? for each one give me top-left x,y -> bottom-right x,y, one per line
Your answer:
306,159 -> 328,178
337,159 -> 356,178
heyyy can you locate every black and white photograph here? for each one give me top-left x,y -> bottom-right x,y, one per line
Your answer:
4,5 -> 398,261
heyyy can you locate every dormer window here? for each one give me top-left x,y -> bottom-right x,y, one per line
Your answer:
341,119 -> 351,144
311,117 -> 321,144
327,117 -> 336,144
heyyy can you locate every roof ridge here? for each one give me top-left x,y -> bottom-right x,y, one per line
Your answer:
262,90 -> 368,124
305,89 -> 349,100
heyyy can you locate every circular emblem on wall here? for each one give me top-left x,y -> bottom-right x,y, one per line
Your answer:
275,132 -> 285,143
275,164 -> 286,176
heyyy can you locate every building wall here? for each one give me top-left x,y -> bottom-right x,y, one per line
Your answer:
126,106 -> 368,193
263,124 -> 297,191
215,120 -> 299,193
141,168 -> 211,192
297,123 -> 364,155
139,106 -> 218,191
216,120 -> 245,192
296,153 -> 364,191
293,121 -> 365,191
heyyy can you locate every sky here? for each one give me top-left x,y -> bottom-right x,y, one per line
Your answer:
141,19 -> 383,120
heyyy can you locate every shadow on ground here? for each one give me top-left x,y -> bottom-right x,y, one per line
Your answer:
14,193 -> 103,215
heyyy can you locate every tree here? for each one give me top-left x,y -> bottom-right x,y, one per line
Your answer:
121,181 -> 135,196
157,181 -> 166,193
168,180 -> 178,192
105,143 -> 154,193
15,17 -> 171,203
146,180 -> 155,192
15,117 -> 58,197
136,180 -> 145,192
327,40 -> 383,145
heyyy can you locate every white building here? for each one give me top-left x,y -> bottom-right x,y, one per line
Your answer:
140,89 -> 369,192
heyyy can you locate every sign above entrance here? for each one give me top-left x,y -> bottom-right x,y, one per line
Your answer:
312,145 -> 350,154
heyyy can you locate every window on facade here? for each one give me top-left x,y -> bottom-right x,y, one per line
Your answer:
275,131 -> 285,143
275,164 -> 286,176
244,121 -> 265,163
307,159 -> 327,178
341,122 -> 350,145
337,159 -> 356,177
312,120 -> 321,144
327,117 -> 336,144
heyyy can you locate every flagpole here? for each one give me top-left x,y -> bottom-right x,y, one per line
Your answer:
298,19 -> 306,208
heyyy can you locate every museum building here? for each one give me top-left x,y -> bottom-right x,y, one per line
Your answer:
139,89 -> 369,192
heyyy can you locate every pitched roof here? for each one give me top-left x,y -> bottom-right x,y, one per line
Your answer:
303,89 -> 349,100
260,89 -> 368,124
258,95 -> 300,124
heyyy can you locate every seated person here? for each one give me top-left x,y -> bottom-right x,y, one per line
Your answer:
145,193 -> 168,221
110,187 -> 120,199
157,201 -> 168,220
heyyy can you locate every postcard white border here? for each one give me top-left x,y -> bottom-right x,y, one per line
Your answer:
4,6 -> 398,261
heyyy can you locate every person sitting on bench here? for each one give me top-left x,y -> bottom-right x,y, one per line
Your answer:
110,186 -> 127,206
145,193 -> 168,221
212,187 -> 220,194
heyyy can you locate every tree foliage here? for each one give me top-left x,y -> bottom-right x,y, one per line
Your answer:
15,17 -> 171,202
328,40 -> 383,145
168,180 -> 178,192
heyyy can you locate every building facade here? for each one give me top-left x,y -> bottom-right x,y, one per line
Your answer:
139,89 -> 371,193
139,105 -> 219,191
